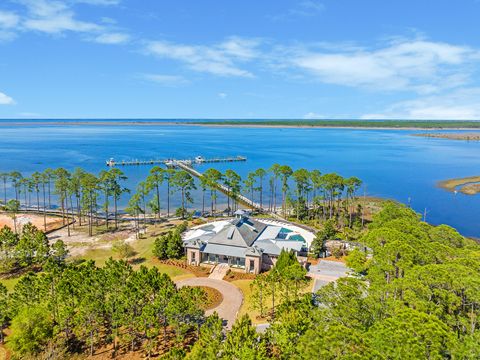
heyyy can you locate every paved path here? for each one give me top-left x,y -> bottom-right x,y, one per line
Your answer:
308,260 -> 349,293
176,277 -> 243,330
208,263 -> 230,280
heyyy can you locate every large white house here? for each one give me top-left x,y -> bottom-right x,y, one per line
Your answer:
183,211 -> 312,274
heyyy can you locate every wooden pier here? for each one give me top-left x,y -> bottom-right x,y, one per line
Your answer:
106,155 -> 247,167
105,154 -> 263,211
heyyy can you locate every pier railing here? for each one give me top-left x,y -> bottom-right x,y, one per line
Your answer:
106,156 -> 246,167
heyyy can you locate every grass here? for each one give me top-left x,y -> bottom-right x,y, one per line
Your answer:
192,119 -> 480,129
76,236 -> 194,280
438,176 -> 480,195
198,286 -> 223,310
231,278 -> 314,325
0,276 -> 21,292
0,346 -> 7,360
230,279 -> 260,323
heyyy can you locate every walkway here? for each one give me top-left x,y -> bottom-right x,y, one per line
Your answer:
176,277 -> 243,330
208,263 -> 230,280
308,260 -> 349,293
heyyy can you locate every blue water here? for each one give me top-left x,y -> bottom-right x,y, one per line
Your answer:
0,123 -> 479,237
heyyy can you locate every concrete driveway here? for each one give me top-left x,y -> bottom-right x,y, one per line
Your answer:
308,260 -> 349,293
176,277 -> 243,330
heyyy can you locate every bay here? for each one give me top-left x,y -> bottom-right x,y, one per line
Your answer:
0,122 -> 479,237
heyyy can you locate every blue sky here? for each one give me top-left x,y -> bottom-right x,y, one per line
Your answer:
1,0 -> 480,119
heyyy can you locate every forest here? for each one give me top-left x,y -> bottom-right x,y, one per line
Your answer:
0,165 -> 479,358
0,202 -> 477,358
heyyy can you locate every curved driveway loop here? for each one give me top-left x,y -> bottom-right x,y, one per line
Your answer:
176,277 -> 243,330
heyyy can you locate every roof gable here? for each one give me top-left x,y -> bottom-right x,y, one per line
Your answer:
208,216 -> 268,247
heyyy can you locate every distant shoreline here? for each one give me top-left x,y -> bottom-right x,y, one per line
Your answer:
1,120 -> 480,131
413,133 -> 480,140
438,176 -> 480,195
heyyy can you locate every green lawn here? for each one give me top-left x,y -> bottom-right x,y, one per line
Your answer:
231,279 -> 263,324
0,276 -> 21,292
75,232 -> 194,280
231,278 -> 313,325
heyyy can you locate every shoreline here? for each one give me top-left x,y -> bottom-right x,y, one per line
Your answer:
413,133 -> 480,140
438,176 -> 480,195
1,120 -> 480,131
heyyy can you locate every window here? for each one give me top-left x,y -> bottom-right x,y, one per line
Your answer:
249,260 -> 255,273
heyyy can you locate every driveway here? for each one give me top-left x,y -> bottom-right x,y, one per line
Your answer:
308,260 -> 349,293
176,277 -> 243,330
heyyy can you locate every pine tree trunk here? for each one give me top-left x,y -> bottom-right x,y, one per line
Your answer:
42,183 -> 47,232
167,180 -> 170,217
65,192 -> 70,237
156,184 -> 161,219
114,195 -> 118,229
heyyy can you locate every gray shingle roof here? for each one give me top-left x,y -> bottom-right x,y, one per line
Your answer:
208,217 -> 267,248
203,243 -> 246,258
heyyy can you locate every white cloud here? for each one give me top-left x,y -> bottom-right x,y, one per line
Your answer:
20,0 -> 102,34
146,37 -> 260,77
269,1 -> 325,21
218,92 -> 227,99
303,112 -> 325,119
73,0 -> 121,5
0,10 -> 19,28
362,88 -> 480,120
0,92 -> 15,105
93,32 -> 130,44
285,39 -> 480,93
140,73 -> 189,86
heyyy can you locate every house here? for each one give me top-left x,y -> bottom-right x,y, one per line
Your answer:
184,211 -> 309,274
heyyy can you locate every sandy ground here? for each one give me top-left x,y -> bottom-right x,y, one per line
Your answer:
0,212 -> 64,232
48,226 -> 136,257
413,132 -> 480,140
